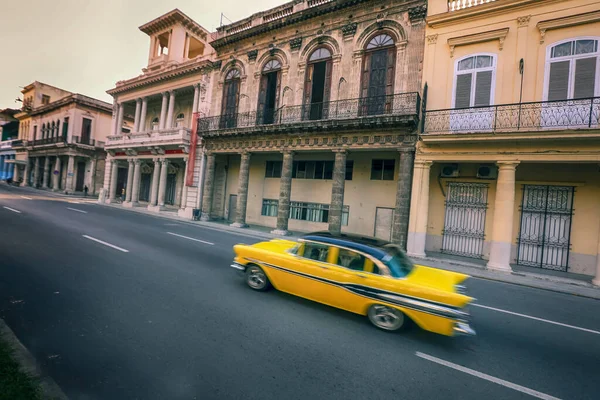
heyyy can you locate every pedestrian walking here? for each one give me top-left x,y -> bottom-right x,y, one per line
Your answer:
84,185 -> 88,197
121,187 -> 126,202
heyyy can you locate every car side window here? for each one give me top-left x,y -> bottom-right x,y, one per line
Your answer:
364,259 -> 381,275
336,249 -> 366,271
302,243 -> 329,262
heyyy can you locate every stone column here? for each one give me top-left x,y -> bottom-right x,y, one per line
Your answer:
89,158 -> 97,195
272,150 -> 294,235
487,161 -> 520,272
130,159 -> 141,206
65,155 -> 75,193
149,158 -> 161,207
125,158 -> 134,203
192,84 -> 200,118
52,157 -> 62,191
42,157 -> 50,188
23,159 -> 31,186
133,98 -> 142,132
200,153 -> 216,221
166,90 -> 176,129
157,158 -> 169,208
231,152 -> 251,228
33,157 -> 41,187
179,156 -> 189,210
110,100 -> 119,136
116,103 -> 124,135
391,148 -> 415,250
109,161 -> 119,203
407,161 -> 433,258
328,149 -> 347,235
139,97 -> 148,132
13,162 -> 21,183
159,92 -> 168,130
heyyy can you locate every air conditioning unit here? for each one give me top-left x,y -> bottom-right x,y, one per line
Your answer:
440,163 -> 460,178
477,164 -> 498,179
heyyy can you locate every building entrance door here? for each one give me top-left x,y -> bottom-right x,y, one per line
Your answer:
165,174 -> 176,205
374,207 -> 393,241
228,194 -> 238,222
442,182 -> 489,258
517,185 -> 574,271
75,161 -> 85,191
139,174 -> 151,202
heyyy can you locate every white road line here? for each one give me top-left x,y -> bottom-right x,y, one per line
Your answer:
416,352 -> 561,400
68,201 -> 81,204
166,232 -> 214,245
473,304 -> 600,335
3,206 -> 21,214
82,235 -> 129,253
67,207 -> 88,214
20,196 -> 33,200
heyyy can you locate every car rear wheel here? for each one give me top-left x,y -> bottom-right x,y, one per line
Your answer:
245,265 -> 271,291
367,304 -> 405,331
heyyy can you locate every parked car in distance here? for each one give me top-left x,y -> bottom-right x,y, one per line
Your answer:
231,232 -> 475,337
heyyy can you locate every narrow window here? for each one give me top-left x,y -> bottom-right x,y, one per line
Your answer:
361,33 -> 396,116
257,59 -> 282,125
453,55 -> 495,108
221,69 -> 241,129
81,118 -> 92,144
304,48 -> 333,120
345,160 -> 354,180
62,117 -> 69,138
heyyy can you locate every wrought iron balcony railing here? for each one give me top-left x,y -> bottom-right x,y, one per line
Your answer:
423,97 -> 600,135
198,92 -> 421,134
30,136 -> 67,146
72,135 -> 95,146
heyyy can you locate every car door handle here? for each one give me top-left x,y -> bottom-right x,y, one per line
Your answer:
357,274 -> 368,279
320,265 -> 329,269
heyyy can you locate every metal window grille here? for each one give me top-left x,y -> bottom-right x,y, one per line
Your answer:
261,199 -> 279,217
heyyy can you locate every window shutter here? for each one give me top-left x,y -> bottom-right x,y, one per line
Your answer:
385,47 -> 396,96
454,73 -> 472,108
256,75 -> 268,116
323,60 -> 333,103
547,61 -> 570,101
474,70 -> 493,107
573,57 -> 597,99
360,53 -> 371,99
304,64 -> 314,105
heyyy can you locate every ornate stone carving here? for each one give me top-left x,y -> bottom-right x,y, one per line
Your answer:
247,49 -> 258,61
212,60 -> 222,70
517,15 -> 531,27
341,22 -> 357,38
289,37 -> 302,51
408,5 -> 428,24
426,34 -> 438,45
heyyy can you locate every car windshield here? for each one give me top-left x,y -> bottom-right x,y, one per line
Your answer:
381,245 -> 414,278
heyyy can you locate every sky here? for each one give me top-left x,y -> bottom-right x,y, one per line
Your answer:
0,0 -> 285,109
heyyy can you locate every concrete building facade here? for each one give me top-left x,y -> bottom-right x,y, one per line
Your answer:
199,0 -> 427,247
409,0 -> 600,282
12,82 -> 113,194
0,108 -> 19,181
100,9 -> 214,218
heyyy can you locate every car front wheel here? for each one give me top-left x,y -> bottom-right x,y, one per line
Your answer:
245,265 -> 271,291
367,304 -> 405,331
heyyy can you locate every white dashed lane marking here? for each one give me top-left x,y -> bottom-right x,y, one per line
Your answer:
82,235 -> 129,253
3,206 -> 21,213
166,232 -> 214,245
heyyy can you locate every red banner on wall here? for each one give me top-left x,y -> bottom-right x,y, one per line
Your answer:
186,112 -> 199,187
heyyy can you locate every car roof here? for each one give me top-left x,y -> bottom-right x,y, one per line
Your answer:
301,231 -> 391,260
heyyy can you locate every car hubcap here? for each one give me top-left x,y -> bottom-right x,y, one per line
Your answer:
247,267 -> 266,289
369,305 -> 404,331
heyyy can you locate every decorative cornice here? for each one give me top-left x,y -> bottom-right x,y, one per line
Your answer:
341,22 -> 358,38
537,10 -> 600,43
139,8 -> 209,40
447,28 -> 509,57
29,94 -> 112,117
289,36 -> 303,51
426,34 -> 438,45
517,15 -> 531,27
408,5 -> 427,24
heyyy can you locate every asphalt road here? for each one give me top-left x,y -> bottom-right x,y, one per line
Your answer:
1,183 -> 599,400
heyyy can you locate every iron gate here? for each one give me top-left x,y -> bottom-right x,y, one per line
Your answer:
517,185 -> 574,271
442,182 -> 489,258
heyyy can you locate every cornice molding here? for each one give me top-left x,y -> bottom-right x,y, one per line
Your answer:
537,10 -> 600,43
447,28 -> 509,57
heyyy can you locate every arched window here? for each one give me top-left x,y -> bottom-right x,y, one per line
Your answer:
220,69 -> 241,129
258,60 -> 282,124
304,47 -> 333,120
151,117 -> 159,131
545,38 -> 599,101
453,54 -> 496,108
361,33 -> 396,115
175,113 -> 185,128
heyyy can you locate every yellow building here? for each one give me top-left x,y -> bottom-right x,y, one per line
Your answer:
409,0 -> 600,283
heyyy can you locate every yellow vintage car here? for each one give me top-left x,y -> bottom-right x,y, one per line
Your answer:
231,232 -> 475,337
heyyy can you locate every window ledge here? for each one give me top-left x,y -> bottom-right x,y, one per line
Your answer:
537,10 -> 600,43
447,28 -> 509,57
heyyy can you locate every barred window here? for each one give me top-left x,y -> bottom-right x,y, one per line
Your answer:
261,199 -> 279,217
370,159 -> 395,180
265,161 -> 282,178
289,201 -> 349,225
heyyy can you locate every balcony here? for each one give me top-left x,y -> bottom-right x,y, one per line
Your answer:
198,93 -> 421,137
448,0 -> 495,12
423,97 -> 600,139
72,136 -> 104,148
29,136 -> 67,147
105,127 -> 191,149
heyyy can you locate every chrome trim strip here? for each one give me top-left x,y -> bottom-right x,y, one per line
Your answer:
453,322 -> 476,336
245,257 -> 470,321
230,263 -> 245,271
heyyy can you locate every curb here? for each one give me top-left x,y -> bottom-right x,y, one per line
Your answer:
412,256 -> 600,300
0,318 -> 68,400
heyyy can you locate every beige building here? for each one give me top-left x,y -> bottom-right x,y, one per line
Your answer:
12,82 -> 113,194
100,9 -> 214,218
408,0 -> 600,282
199,0 -> 427,247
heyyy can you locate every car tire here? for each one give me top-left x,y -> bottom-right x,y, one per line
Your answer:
245,265 -> 271,291
367,304 -> 406,332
